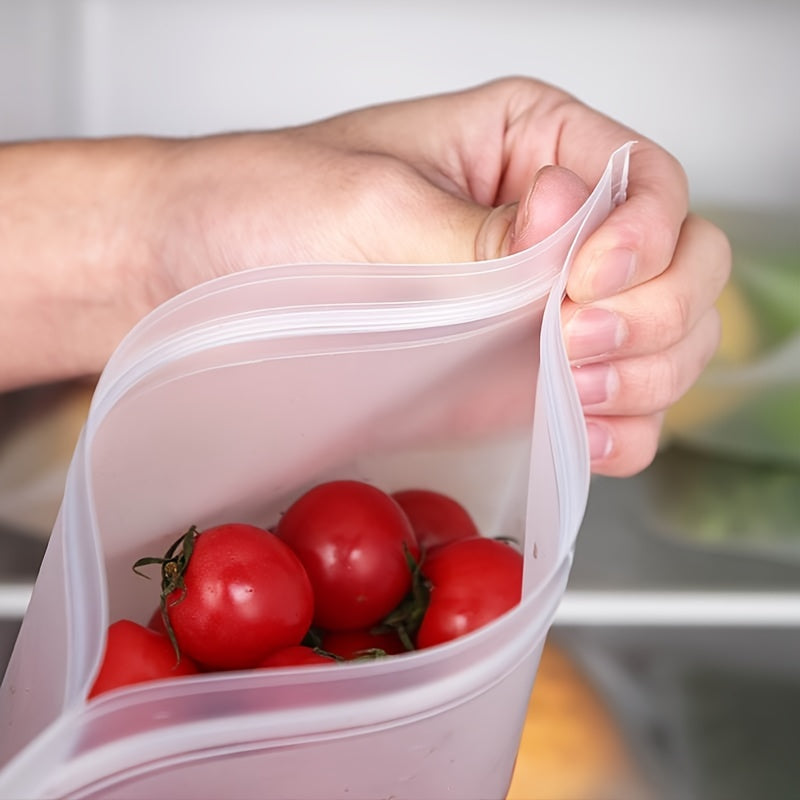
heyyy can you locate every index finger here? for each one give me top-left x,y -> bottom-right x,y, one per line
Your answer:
565,139 -> 690,303
489,82 -> 690,303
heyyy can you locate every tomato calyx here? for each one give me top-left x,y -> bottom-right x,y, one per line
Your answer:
299,628 -> 344,662
349,648 -> 394,661
377,543 -> 430,651
300,628 -> 387,663
132,525 -> 200,662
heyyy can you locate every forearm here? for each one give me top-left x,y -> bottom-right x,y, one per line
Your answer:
0,137 -> 173,390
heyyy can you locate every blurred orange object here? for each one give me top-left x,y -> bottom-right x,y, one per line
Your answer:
506,638 -> 651,800
0,380 -> 93,538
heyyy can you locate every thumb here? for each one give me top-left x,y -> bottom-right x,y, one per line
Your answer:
506,165 -> 592,254
361,165 -> 590,265
474,165 -> 592,260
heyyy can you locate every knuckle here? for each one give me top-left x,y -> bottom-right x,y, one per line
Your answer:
635,350 -> 684,412
650,214 -> 680,270
621,211 -> 676,278
663,286 -> 693,344
667,152 -> 690,198
639,208 -> 678,252
708,221 -> 733,284
687,214 -> 734,287
633,309 -> 722,414
693,213 -> 730,251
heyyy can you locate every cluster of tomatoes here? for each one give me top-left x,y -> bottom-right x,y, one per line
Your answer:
89,480 -> 523,699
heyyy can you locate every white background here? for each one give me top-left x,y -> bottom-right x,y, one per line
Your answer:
1,0 -> 798,212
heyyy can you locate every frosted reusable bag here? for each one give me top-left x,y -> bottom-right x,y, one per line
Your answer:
0,145 -> 632,800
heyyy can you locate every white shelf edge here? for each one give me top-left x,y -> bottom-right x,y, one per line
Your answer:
3,583 -> 800,627
0,583 -> 34,620
555,590 -> 800,627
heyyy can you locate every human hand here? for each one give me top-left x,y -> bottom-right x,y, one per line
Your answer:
156,77 -> 729,476
0,77 -> 730,480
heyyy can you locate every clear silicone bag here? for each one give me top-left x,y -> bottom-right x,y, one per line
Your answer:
0,144 -> 632,800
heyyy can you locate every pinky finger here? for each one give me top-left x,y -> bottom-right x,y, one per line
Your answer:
586,411 -> 665,477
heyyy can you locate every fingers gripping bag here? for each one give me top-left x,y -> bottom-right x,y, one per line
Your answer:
0,144 -> 632,800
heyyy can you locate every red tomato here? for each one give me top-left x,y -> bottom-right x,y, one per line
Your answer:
416,537 -> 523,649
89,619 -> 199,699
320,628 -> 407,660
391,488 -> 480,552
150,523 -> 314,671
257,645 -> 337,668
275,480 -> 420,631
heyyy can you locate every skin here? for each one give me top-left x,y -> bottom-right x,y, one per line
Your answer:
0,77 -> 731,476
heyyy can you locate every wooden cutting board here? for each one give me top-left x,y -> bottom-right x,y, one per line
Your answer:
0,381 -> 93,538
507,639 -> 652,800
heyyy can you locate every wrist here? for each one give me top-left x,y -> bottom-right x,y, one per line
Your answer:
150,131 -> 295,292
0,137 -> 173,388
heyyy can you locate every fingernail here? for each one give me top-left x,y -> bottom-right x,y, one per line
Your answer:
477,203 -> 518,260
516,180 -> 538,238
590,247 -> 636,299
586,421 -> 613,461
572,363 -> 617,407
564,307 -> 627,362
